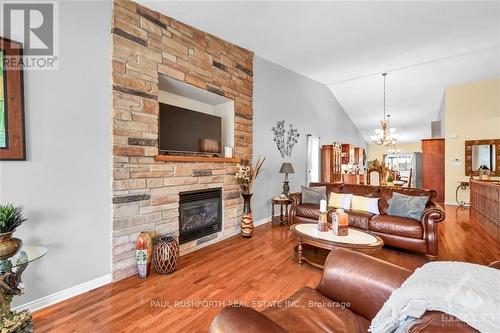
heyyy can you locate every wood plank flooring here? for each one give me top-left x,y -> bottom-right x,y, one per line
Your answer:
32,205 -> 500,332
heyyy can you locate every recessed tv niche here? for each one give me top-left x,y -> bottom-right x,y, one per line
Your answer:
159,103 -> 222,155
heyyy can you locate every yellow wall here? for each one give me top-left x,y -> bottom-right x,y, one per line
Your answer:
444,78 -> 500,203
367,142 -> 422,162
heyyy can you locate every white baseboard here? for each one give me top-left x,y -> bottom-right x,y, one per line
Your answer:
15,218 -> 274,312
13,274 -> 112,313
254,216 -> 272,227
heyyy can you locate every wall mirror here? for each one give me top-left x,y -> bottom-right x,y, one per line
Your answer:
472,144 -> 496,171
0,37 -> 25,160
465,139 -> 500,176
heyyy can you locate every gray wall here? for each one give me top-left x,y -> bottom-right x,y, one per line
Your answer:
253,56 -> 366,222
0,1 -> 112,306
0,7 -> 365,307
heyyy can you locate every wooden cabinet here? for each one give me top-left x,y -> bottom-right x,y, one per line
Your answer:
341,144 -> 351,164
321,144 -> 342,183
422,138 -> 445,203
354,147 -> 364,165
342,144 -> 364,166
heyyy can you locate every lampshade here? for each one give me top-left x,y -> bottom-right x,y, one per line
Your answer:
279,162 -> 295,174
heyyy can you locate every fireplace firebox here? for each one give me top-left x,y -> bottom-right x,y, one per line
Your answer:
179,188 -> 222,244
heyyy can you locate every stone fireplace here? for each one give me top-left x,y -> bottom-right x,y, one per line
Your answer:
179,188 -> 222,244
111,0 -> 253,280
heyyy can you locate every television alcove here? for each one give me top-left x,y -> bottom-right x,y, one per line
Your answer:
156,75 -> 237,163
159,103 -> 222,156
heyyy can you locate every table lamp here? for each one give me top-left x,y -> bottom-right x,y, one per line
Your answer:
279,162 -> 295,196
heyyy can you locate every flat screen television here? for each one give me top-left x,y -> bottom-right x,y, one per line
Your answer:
159,103 -> 222,155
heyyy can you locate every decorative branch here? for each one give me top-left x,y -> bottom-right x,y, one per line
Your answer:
235,156 -> 266,194
271,121 -> 300,158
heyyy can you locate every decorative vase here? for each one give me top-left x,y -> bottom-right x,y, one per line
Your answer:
153,236 -> 179,274
0,231 -> 22,260
240,193 -> 254,237
136,232 -> 152,278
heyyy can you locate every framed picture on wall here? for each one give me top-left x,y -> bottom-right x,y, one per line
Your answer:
0,37 -> 26,160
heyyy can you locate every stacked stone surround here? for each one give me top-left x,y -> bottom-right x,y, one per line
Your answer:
111,0 -> 253,280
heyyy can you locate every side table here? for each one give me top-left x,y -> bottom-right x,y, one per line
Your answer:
456,181 -> 470,206
271,197 -> 292,226
0,245 -> 48,332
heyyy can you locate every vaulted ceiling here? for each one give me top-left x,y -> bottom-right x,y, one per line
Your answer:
139,1 -> 500,143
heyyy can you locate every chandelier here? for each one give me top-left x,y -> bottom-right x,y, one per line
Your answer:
370,73 -> 397,146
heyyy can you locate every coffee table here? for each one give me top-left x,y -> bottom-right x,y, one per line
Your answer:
290,223 -> 383,268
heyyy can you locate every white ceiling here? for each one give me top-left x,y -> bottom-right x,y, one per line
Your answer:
331,49 -> 500,142
139,1 -> 500,143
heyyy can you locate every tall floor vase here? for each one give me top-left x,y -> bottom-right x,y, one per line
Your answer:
136,232 -> 152,278
240,193 -> 254,237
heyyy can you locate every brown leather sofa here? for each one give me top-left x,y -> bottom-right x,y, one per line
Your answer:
209,248 -> 495,333
289,183 -> 445,258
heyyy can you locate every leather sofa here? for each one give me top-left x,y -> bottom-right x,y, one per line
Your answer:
289,183 -> 445,258
209,248 -> 497,333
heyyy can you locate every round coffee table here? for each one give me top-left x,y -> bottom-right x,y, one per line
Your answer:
290,223 -> 383,268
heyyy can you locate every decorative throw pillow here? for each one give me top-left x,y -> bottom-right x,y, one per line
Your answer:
351,195 -> 380,215
328,192 -> 353,210
387,192 -> 429,221
301,186 -> 327,204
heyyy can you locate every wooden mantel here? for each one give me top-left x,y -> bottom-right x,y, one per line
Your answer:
155,155 -> 241,163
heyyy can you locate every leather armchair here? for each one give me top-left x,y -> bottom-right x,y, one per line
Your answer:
209,248 -> 485,333
288,192 -> 302,227
421,202 -> 446,258
315,249 -> 411,321
209,307 -> 286,333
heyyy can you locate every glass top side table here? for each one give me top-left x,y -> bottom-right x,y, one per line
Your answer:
0,245 -> 47,332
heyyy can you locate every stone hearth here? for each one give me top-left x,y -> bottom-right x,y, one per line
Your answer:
111,0 -> 253,280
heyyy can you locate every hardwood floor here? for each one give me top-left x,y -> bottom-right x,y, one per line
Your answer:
33,205 -> 500,332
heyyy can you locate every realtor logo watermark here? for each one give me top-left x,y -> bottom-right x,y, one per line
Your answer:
1,2 -> 59,70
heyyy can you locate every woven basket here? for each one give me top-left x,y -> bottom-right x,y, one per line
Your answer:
153,236 -> 179,274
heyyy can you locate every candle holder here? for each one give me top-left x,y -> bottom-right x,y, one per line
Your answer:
317,211 -> 329,232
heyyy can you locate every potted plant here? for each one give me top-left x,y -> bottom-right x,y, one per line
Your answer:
235,156 -> 265,237
387,175 -> 394,186
0,204 -> 27,260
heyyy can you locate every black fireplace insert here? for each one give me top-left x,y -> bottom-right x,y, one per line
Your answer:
179,188 -> 222,244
